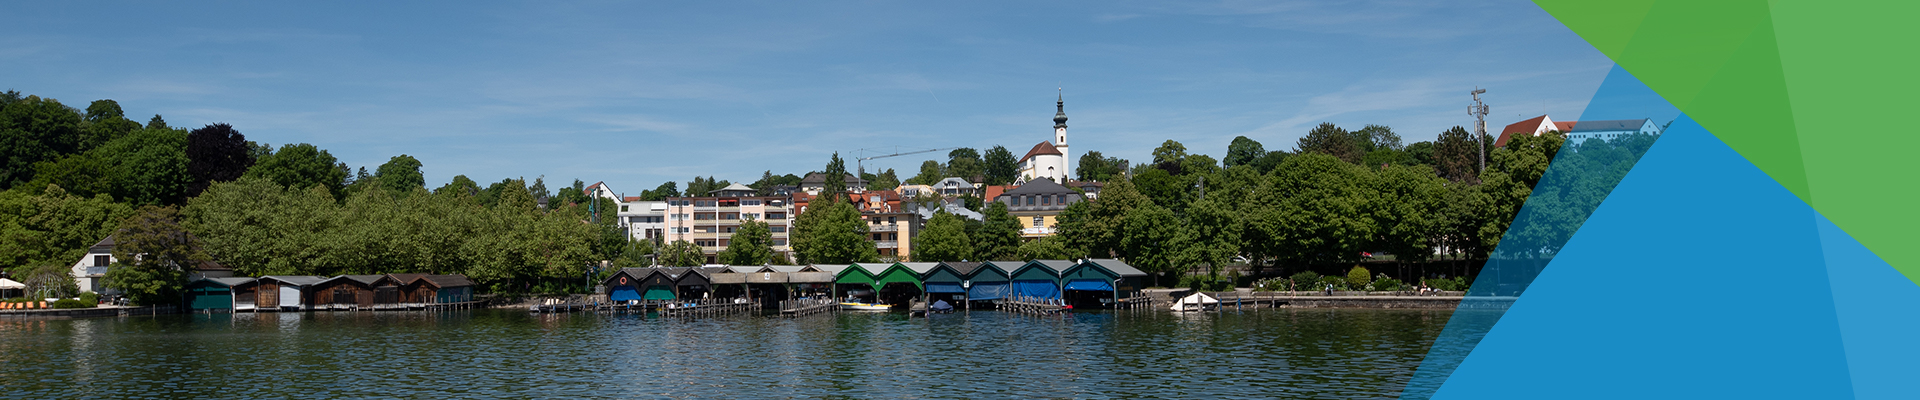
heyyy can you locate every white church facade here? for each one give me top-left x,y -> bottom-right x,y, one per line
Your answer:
1018,94 -> 1072,183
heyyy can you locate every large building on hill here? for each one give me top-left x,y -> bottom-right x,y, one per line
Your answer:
990,178 -> 1084,239
1018,94 -> 1072,184
664,183 -> 794,264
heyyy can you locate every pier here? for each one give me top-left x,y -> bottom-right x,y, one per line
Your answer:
780,298 -> 838,317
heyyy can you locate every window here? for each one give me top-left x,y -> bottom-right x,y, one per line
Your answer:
621,205 -> 629,212
743,213 -> 759,220
695,200 -> 717,207
772,239 -> 787,246
887,217 -> 896,224
1026,196 -> 1035,206
94,255 -> 110,267
1042,195 -> 1051,206
743,199 -> 762,206
770,226 -> 787,233
767,212 -> 787,219
629,216 -> 643,223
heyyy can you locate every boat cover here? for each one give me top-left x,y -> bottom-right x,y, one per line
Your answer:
1063,279 -> 1114,291
967,282 -> 1008,300
1011,280 -> 1060,299
924,282 -> 966,294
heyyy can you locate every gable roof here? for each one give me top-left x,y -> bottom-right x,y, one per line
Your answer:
708,183 -> 756,195
937,261 -> 982,277
800,172 -> 867,186
193,277 -> 257,287
422,275 -> 474,288
387,273 -> 428,285
1568,118 -> 1655,133
1553,121 -> 1578,132
260,275 -> 328,286
1496,115 -> 1555,147
1082,258 -> 1147,277
1000,178 -> 1074,196
1019,141 -> 1063,162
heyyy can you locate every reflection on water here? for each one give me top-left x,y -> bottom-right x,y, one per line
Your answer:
0,308 -> 1450,398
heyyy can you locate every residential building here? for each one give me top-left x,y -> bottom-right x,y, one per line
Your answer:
584,181 -> 620,202
1495,114 -> 1561,147
895,184 -> 935,198
1568,118 -> 1662,141
1066,180 -> 1103,199
798,172 -> 868,195
1018,94 -> 1072,184
619,197 -> 668,244
69,236 -> 117,293
71,235 -> 231,294
663,188 -> 794,264
991,178 -> 1084,239
932,177 -> 980,197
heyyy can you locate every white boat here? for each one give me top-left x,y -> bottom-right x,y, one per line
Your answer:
1169,293 -> 1219,312
839,302 -> 891,311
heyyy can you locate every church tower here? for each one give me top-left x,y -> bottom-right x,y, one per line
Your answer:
1054,91 -> 1070,181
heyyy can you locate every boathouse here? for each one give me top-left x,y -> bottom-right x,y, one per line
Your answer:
391,274 -> 474,305
186,277 -> 256,312
312,275 -> 384,309
924,261 -> 977,305
788,265 -> 834,299
834,263 -> 880,303
709,266 -> 751,299
256,275 -> 327,311
675,267 -> 714,300
605,268 -> 679,302
874,262 -> 932,306
1009,260 -> 1070,299
1060,259 -> 1149,308
965,261 -> 1014,305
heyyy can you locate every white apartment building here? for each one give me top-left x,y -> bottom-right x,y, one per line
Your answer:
664,184 -> 794,264
618,199 -> 668,244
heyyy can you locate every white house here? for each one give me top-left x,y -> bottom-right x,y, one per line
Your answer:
69,236 -> 118,294
619,198 -> 669,243
1019,94 -> 1072,184
1567,118 -> 1662,141
932,177 -> 979,197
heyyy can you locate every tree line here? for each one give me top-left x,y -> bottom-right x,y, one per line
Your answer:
1,90 -> 641,304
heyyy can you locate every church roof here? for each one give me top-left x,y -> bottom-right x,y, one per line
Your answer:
1019,141 -> 1063,162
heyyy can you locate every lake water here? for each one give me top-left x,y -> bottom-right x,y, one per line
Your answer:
1,308 -> 1457,399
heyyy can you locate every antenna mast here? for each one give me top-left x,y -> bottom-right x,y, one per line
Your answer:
1469,88 -> 1490,172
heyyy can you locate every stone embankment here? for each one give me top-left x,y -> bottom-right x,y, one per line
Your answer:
1140,288 -> 1505,310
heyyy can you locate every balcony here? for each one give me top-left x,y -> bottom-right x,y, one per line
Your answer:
869,224 -> 899,232
1020,227 -> 1055,236
874,240 -> 899,249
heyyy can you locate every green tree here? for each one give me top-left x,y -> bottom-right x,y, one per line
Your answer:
660,240 -> 706,267
1249,153 -> 1377,270
106,206 -> 205,306
720,217 -> 774,265
82,99 -> 141,150
974,202 -> 1023,261
821,153 -> 849,195
908,159 -> 944,186
1434,126 -> 1481,183
1151,140 -> 1188,166
436,175 -> 481,197
946,148 -> 983,181
911,212 -> 972,262
868,168 -> 901,191
1131,168 -> 1189,212
185,123 -> 254,198
1297,122 -> 1362,164
0,184 -> 136,274
1,95 -> 84,189
983,145 -> 1019,185
791,200 -> 876,264
1015,236 -> 1076,261
1249,150 -> 1291,174
641,181 -> 680,201
245,143 -> 349,199
1123,203 -> 1186,286
374,154 -> 426,196
1354,124 -> 1403,151
1369,164 -> 1446,269
1224,136 -> 1267,168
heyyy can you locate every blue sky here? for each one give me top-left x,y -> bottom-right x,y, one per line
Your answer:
4,1 -> 1612,196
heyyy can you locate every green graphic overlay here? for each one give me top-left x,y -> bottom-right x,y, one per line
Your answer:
1534,0 -> 1920,285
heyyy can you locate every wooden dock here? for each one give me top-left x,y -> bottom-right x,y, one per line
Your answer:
1001,296 -> 1068,314
658,300 -> 758,317
779,298 -> 837,317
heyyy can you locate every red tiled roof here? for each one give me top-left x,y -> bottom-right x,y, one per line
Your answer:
1496,115 -> 1552,147
983,185 -> 1014,201
1019,141 -> 1062,162
1553,121 -> 1577,132
623,196 -> 644,202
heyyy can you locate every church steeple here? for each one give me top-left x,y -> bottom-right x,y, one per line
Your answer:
1053,90 -> 1069,129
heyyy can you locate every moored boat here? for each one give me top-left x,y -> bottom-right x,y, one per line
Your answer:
839,302 -> 890,311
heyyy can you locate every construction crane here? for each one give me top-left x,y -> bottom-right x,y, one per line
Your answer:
855,147 -> 959,191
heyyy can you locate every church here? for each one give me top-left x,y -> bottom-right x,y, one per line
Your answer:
1017,94 -> 1072,183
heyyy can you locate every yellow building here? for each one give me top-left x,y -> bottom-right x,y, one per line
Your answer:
990,179 -> 1084,239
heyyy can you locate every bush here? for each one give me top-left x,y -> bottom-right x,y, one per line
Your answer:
1424,276 -> 1469,291
79,292 -> 100,307
52,299 -> 91,309
1372,275 -> 1403,292
1346,266 -> 1371,288
1318,276 -> 1348,291
1288,271 -> 1321,291
1179,274 -> 1234,291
